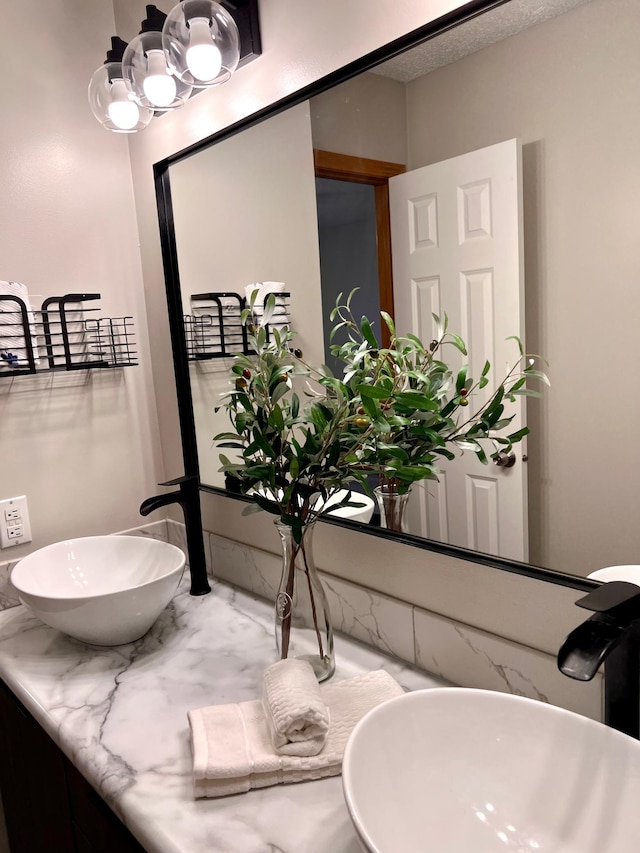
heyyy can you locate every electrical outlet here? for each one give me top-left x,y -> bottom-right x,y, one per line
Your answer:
0,496 -> 32,548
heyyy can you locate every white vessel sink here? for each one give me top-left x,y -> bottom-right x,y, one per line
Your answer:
315,489 -> 375,524
589,565 -> 640,585
11,535 -> 185,646
254,487 -> 375,524
343,687 -> 640,853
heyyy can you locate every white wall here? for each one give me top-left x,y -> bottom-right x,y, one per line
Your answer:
170,103 -> 324,486
310,72 -> 408,165
0,0 -> 163,557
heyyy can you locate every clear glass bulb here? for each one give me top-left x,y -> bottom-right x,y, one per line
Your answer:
142,49 -> 177,107
162,2 -> 239,89
185,17 -> 222,81
107,79 -> 140,130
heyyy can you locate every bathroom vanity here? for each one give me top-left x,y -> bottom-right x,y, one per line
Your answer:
0,577 -> 442,853
0,681 -> 144,852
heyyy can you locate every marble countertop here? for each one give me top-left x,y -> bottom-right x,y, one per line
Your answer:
0,575 -> 445,853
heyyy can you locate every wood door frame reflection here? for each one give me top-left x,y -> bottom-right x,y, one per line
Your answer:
313,150 -> 405,348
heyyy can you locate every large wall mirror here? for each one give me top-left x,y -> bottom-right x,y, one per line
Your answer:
157,0 -> 639,582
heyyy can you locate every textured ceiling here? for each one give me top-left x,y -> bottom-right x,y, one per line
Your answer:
371,0 -> 593,82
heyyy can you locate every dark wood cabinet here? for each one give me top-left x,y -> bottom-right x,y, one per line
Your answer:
0,680 -> 145,853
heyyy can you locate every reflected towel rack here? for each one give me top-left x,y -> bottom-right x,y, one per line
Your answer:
184,291 -> 290,360
0,292 -> 138,378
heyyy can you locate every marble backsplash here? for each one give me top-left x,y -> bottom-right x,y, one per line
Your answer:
0,518 -> 603,722
0,558 -> 19,610
198,524 -> 603,722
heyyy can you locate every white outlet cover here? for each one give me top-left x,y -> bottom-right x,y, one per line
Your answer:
0,496 -> 32,548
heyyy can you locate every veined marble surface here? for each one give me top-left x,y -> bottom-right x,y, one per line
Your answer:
0,575 -> 446,853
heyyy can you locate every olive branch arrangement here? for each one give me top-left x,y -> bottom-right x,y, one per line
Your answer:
214,289 -> 547,661
215,291 -> 364,665
326,289 -> 549,497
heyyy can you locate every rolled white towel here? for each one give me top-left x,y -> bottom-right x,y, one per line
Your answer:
262,659 -> 329,756
245,281 -> 286,305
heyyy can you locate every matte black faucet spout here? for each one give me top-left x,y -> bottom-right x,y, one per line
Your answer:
140,475 -> 211,596
558,581 -> 640,739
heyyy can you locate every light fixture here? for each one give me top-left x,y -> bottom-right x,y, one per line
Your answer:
162,0 -> 241,89
122,5 -> 193,111
88,2 -> 261,132
88,37 -> 153,133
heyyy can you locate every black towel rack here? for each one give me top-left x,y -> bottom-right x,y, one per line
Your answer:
0,292 -> 138,377
184,291 -> 290,361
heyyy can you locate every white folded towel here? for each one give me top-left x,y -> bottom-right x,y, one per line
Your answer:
199,334 -> 244,343
262,659 -> 330,757
250,306 -> 288,317
191,300 -> 242,317
0,281 -> 39,367
245,281 -> 286,307
188,669 -> 403,799
243,283 -> 290,336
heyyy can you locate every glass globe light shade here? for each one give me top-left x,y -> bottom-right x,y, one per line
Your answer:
88,61 -> 153,133
162,0 -> 240,89
122,30 -> 193,111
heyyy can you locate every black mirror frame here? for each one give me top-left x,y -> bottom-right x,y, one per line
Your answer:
153,0 -> 597,595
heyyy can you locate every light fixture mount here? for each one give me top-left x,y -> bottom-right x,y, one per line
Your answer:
182,0 -> 215,20
220,0 -> 261,68
140,4 -> 168,33
104,36 -> 128,81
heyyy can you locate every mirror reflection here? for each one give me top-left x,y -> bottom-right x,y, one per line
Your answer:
168,0 -> 640,577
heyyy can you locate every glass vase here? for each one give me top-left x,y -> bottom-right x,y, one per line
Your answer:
274,519 -> 335,682
374,483 -> 412,533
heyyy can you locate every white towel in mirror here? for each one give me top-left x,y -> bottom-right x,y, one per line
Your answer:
245,281 -> 286,306
0,281 -> 39,368
244,282 -> 289,325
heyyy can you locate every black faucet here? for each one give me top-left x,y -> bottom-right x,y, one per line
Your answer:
558,581 -> 640,739
140,475 -> 211,596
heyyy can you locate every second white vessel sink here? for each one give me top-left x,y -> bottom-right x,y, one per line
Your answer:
588,565 -> 640,585
315,488 -> 375,524
343,687 -> 640,852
